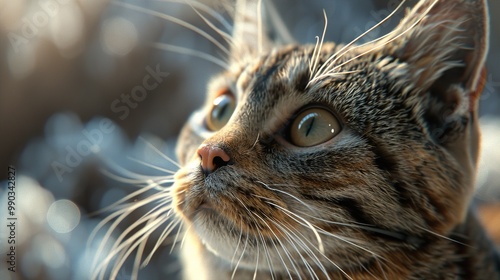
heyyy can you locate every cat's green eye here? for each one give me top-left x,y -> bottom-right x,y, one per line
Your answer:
206,93 -> 236,131
289,108 -> 341,147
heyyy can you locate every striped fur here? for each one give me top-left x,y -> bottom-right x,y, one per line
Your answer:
172,0 -> 500,279
170,0 -> 498,279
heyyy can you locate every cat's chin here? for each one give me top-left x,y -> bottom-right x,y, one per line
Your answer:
183,201 -> 269,268
190,208 -> 250,262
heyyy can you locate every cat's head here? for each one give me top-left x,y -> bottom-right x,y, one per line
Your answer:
173,0 -> 488,277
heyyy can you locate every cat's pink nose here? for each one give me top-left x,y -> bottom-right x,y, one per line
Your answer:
197,144 -> 231,174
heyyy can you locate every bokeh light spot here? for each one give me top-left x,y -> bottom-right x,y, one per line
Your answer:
46,199 -> 81,233
101,17 -> 138,56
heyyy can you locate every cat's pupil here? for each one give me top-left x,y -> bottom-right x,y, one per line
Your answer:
302,113 -> 316,137
289,108 -> 341,147
206,93 -> 236,131
214,101 -> 228,120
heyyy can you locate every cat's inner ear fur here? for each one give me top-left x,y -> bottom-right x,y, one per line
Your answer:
379,0 -> 488,107
377,0 -> 488,110
377,0 -> 488,136
230,0 -> 293,61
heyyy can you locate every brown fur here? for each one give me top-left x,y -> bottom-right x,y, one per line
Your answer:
170,0 -> 500,279
170,0 -> 499,279
97,0 -> 499,279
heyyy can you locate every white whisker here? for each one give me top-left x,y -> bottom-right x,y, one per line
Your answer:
138,136 -> 182,169
103,186 -> 170,218
180,221 -> 194,250
234,196 -> 297,278
114,2 -> 231,58
252,211 -> 300,279
257,0 -> 263,54
313,0 -> 440,84
270,219 -> 326,280
251,133 -> 260,149
100,158 -> 175,183
157,0 -> 233,31
126,156 -> 177,175
95,214 -> 168,280
90,191 -> 172,267
133,232 -> 147,279
180,0 -> 235,46
311,0 -> 408,85
257,182 -> 315,211
416,225 -> 470,247
258,230 -> 276,280
232,232 -> 249,279
142,218 -> 182,266
253,238 -> 259,280
111,218 -> 167,280
309,10 -> 328,81
260,199 -> 357,279
375,258 -> 390,280
169,217 -> 186,254
151,42 -> 230,69
230,220 -> 244,265
252,194 -> 324,254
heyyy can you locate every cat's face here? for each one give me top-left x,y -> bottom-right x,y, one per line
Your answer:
172,0 -> 488,277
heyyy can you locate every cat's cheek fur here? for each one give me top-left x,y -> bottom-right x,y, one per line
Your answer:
166,0 -> 497,278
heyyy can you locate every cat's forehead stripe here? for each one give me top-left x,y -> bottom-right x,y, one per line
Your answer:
237,47 -> 311,99
228,49 -> 330,138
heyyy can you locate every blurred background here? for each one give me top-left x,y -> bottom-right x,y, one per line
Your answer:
0,0 -> 498,279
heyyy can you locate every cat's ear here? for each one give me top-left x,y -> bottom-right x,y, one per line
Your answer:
379,0 -> 488,109
378,0 -> 488,194
231,0 -> 294,61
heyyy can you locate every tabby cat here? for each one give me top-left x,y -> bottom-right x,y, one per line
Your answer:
96,0 -> 500,279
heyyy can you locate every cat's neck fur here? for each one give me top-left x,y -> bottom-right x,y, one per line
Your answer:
181,210 -> 500,279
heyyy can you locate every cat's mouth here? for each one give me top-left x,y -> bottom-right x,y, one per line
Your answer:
172,169 -> 235,224
180,194 -> 257,260
172,169 -> 377,272
173,167 -> 287,234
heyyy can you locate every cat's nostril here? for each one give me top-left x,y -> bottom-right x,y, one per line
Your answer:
197,144 -> 231,175
212,156 -> 228,169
